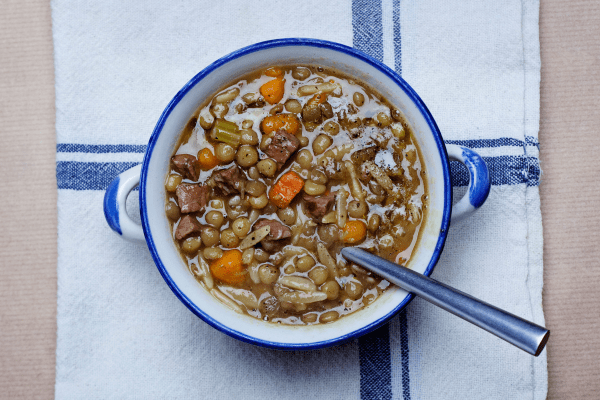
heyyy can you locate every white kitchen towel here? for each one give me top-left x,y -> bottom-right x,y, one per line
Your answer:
53,0 -> 546,398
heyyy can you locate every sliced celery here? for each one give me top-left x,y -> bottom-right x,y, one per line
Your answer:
211,119 -> 240,147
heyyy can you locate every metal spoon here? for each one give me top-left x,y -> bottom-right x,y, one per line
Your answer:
341,247 -> 549,356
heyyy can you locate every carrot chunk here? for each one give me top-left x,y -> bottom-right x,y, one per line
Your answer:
260,78 -> 285,105
261,114 -> 300,136
343,220 -> 367,244
264,67 -> 284,78
210,249 -> 245,285
197,148 -> 220,170
269,171 -> 304,209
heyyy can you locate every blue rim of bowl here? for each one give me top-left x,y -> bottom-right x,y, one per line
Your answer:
140,38 -> 452,350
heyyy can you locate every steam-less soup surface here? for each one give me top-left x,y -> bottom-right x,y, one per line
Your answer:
165,65 -> 427,325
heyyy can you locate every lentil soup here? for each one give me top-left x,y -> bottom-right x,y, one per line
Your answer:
165,65 -> 427,325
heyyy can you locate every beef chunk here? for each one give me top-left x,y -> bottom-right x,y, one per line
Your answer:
303,192 -> 336,219
211,165 -> 246,195
172,154 -> 201,181
261,239 -> 285,253
174,215 -> 203,240
175,183 -> 209,213
264,129 -> 300,167
254,219 -> 292,241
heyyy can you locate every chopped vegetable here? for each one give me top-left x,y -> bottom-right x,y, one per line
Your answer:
269,171 -> 305,209
279,276 -> 317,292
261,113 -> 300,136
343,220 -> 367,244
260,78 -> 285,104
211,119 -> 241,147
278,291 -> 328,304
198,256 -> 214,289
219,286 -> 259,309
248,260 -> 260,284
264,67 -> 284,78
321,211 -> 337,224
317,243 -> 337,277
210,249 -> 245,285
214,88 -> 240,104
297,82 -> 341,96
210,288 -> 243,313
239,225 -> 271,250
336,189 -> 348,228
317,143 -> 354,166
363,161 -> 394,194
344,161 -> 365,201
197,148 -> 220,170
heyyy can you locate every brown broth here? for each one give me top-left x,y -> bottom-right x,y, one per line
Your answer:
165,65 -> 427,325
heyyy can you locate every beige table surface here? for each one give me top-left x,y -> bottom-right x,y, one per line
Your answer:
1,0 -> 599,398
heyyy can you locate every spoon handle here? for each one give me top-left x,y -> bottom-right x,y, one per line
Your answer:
341,248 -> 549,356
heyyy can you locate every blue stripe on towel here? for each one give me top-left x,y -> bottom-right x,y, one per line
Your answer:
56,161 -> 140,190
393,0 -> 402,76
352,1 -> 393,399
445,137 -> 531,149
525,135 -> 539,147
450,156 -> 541,187
399,310 -> 411,399
55,156 -> 541,190
55,137 -> 539,155
57,143 -> 147,153
359,325 -> 392,400
352,0 -> 384,62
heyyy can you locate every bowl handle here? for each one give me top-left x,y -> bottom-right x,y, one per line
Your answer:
103,164 -> 145,242
445,144 -> 491,223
